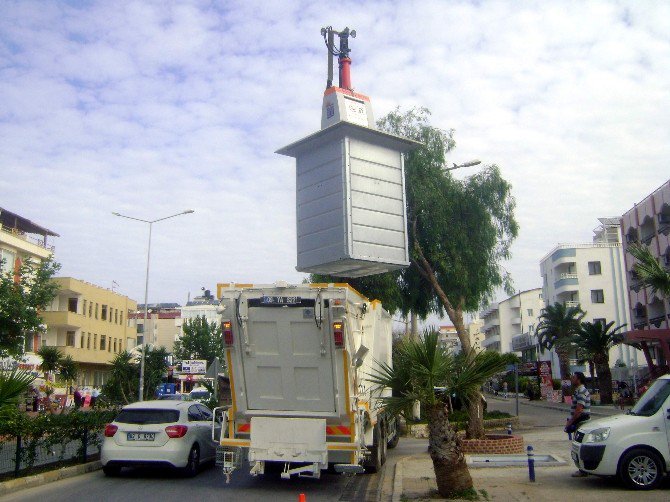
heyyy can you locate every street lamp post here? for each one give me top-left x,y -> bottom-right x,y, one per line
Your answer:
113,209 -> 194,401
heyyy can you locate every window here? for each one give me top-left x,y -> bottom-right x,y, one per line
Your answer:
68,298 -> 78,313
593,318 -> 606,326
66,331 -> 75,347
591,289 -> 605,303
116,409 -> 180,425
527,324 -> 534,333
101,305 -> 107,321
88,303 -> 92,317
100,335 -> 106,351
81,335 -> 85,348
87,333 -> 91,349
0,248 -> 16,275
95,303 -> 99,319
527,309 -> 533,316
114,309 -> 118,324
93,334 -> 97,350
83,300 -> 87,315
188,405 -> 203,421
588,261 -> 602,275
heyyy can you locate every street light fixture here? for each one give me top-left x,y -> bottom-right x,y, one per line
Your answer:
113,209 -> 194,401
444,160 -> 482,171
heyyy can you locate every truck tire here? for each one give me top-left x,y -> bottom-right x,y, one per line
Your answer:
365,424 -> 383,473
618,448 -> 664,490
387,417 -> 400,449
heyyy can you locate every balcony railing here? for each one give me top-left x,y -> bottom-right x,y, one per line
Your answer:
564,301 -> 580,308
0,225 -> 56,252
633,320 -> 647,330
649,315 -> 666,327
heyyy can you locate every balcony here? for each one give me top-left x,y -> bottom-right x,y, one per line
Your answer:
658,213 -> 670,235
554,274 -> 579,293
649,315 -> 666,328
482,335 -> 501,348
511,316 -> 522,325
58,346 -> 115,366
41,311 -> 82,329
0,225 -> 54,259
564,301 -> 580,308
512,334 -> 534,351
633,320 -> 647,330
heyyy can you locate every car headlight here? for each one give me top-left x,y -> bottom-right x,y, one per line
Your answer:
583,427 -> 611,443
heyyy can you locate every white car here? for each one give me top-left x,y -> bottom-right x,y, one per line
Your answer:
571,374 -> 670,490
101,400 -> 220,477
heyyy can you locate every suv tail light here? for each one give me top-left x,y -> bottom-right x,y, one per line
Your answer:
165,425 -> 189,438
104,424 -> 118,437
333,322 -> 344,348
222,320 -> 233,346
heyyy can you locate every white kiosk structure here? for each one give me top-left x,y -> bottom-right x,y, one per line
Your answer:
277,27 -> 419,278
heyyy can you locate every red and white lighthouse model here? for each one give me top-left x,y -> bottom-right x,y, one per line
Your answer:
320,26 -> 375,129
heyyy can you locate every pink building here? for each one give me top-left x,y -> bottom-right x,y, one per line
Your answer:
621,180 -> 670,377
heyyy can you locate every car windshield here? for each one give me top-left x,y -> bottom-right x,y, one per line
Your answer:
190,391 -> 209,398
630,379 -> 670,417
115,409 -> 180,424
158,395 -> 182,400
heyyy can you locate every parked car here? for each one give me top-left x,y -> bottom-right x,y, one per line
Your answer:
571,374 -> 670,489
157,393 -> 184,401
188,387 -> 212,402
101,400 -> 220,477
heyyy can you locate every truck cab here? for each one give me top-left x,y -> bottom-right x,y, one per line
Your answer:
571,374 -> 670,489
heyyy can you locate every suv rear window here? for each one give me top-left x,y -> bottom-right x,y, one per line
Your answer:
115,409 -> 180,424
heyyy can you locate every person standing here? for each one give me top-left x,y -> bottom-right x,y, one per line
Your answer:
73,387 -> 82,409
503,381 -> 508,399
91,387 -> 100,408
565,372 -> 591,477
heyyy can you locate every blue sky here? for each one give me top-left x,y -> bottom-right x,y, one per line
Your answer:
1,1 -> 669,317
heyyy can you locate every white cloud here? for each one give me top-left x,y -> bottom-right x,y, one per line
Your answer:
1,0 -> 668,314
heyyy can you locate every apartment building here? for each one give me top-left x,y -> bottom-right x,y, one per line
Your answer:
540,218 -> 637,378
467,317 -> 484,352
131,304 -> 182,352
41,277 -> 138,386
438,325 -> 461,353
0,207 -> 58,359
621,180 -> 670,377
480,288 -> 544,357
177,289 -> 219,340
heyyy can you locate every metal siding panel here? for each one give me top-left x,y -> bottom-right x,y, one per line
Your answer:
351,191 -> 405,215
351,224 -> 406,249
297,175 -> 342,206
349,157 -> 403,185
349,139 -> 402,168
298,208 -> 343,238
351,242 -> 410,262
351,207 -> 405,232
299,226 -> 342,252
297,192 -> 342,224
295,141 -> 343,176
296,158 -> 342,191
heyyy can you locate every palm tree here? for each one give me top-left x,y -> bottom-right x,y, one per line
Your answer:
572,321 -> 626,405
628,243 -> 670,297
535,302 -> 585,381
37,345 -> 63,383
368,331 -> 507,498
58,355 -> 79,394
0,368 -> 35,410
104,350 -> 138,404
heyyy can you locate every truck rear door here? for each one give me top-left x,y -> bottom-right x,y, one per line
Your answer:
240,296 -> 336,413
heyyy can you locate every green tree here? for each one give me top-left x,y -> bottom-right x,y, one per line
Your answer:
142,346 -> 170,401
58,355 -> 79,393
572,321 -> 626,405
37,345 -> 63,382
0,257 -> 61,357
173,316 -> 224,365
0,368 -> 35,410
628,243 -> 670,297
535,302 -> 585,381
368,331 -> 507,497
103,351 -> 138,404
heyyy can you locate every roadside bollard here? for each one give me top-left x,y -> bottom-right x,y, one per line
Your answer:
527,445 -> 535,482
506,423 -> 512,435
299,494 -> 306,502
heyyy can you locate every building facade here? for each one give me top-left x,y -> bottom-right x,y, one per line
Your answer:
466,317 -> 484,352
438,325 -> 461,353
0,207 -> 58,355
41,277 -> 138,386
621,180 -> 670,377
177,289 -> 220,341
539,218 -> 637,378
480,288 -> 544,356
131,305 -> 182,353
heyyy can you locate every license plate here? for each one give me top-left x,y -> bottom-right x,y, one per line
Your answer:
127,432 -> 155,441
260,296 -> 301,306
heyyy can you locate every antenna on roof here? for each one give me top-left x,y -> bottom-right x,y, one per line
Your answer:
321,26 -> 356,90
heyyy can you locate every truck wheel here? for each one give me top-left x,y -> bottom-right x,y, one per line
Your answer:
387,417 -> 400,449
618,448 -> 664,490
365,424 -> 383,473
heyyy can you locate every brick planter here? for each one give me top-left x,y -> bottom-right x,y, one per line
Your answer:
460,434 -> 524,454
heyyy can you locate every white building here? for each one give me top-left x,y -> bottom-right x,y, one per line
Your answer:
480,288 -> 544,355
539,217 -> 638,378
438,325 -> 461,353
177,289 -> 220,340
466,317 -> 484,352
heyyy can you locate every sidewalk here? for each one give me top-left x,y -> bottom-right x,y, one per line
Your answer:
390,399 -> 668,501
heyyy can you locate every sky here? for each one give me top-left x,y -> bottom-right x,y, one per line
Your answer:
2,0 -> 669,321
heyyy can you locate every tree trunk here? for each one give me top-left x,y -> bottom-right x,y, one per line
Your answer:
588,360 -> 596,393
410,311 -> 419,340
596,356 -> 613,405
555,345 -> 571,381
466,396 -> 484,439
426,403 -> 473,497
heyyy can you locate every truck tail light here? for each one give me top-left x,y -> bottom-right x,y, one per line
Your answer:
165,425 -> 189,438
104,424 -> 118,437
333,322 -> 344,347
222,320 -> 233,346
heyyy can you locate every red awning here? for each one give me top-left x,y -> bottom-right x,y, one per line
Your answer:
624,328 -> 670,344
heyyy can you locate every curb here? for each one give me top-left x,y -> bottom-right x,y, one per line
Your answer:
519,400 -> 619,417
391,459 -> 404,502
0,461 -> 101,497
